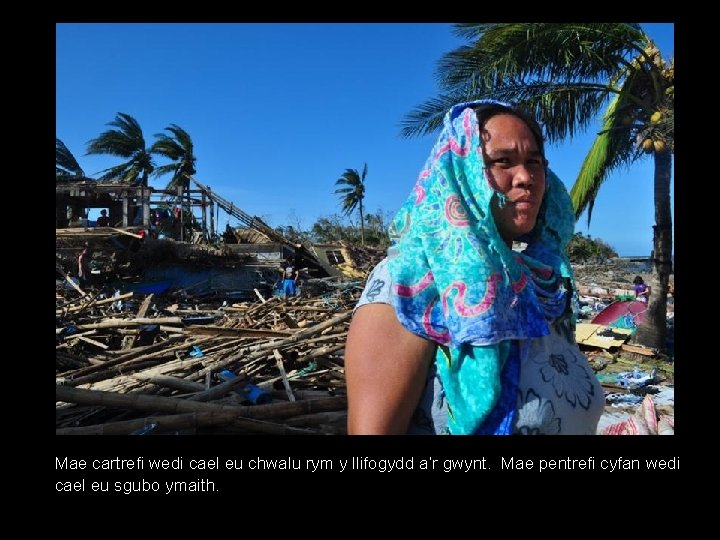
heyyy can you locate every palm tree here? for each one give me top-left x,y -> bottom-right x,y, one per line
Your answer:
335,164 -> 368,245
86,112 -> 155,186
401,23 -> 673,352
149,124 -> 197,239
56,138 -> 87,182
150,124 -> 197,192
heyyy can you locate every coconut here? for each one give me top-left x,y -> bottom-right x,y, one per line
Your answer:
651,111 -> 663,123
653,140 -> 666,152
642,139 -> 654,152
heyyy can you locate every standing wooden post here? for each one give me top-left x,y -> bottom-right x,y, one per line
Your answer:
122,196 -> 129,227
178,185 -> 184,243
142,188 -> 150,228
209,186 -> 215,242
201,191 -> 207,242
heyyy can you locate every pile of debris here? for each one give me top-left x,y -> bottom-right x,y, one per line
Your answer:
571,259 -> 675,435
56,240 -> 674,436
338,242 -> 387,277
56,285 -> 359,435
572,258 -> 654,294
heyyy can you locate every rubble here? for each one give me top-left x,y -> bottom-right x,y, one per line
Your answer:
56,252 -> 358,435
56,234 -> 674,435
572,257 -> 674,435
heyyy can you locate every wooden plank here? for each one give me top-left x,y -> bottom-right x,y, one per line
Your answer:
77,336 -> 109,350
620,343 -> 657,356
109,227 -> 144,239
575,323 -> 632,349
131,373 -> 205,393
185,326 -> 295,338
56,411 -> 316,435
123,294 -> 154,350
56,385 -> 347,421
274,349 -> 295,402
76,317 -> 182,330
57,292 -> 134,314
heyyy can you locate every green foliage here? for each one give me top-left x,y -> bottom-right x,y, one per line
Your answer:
275,224 -> 310,244
150,124 -> 197,192
56,138 -> 87,182
335,163 -> 368,244
402,23 -> 674,349
566,232 -> 618,262
86,112 -> 155,186
276,210 -> 391,247
401,23 -> 674,224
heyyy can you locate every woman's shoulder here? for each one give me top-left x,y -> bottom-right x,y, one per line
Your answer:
355,257 -> 393,310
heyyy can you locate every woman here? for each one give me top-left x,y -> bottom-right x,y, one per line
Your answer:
633,276 -> 650,303
279,257 -> 299,299
345,99 -> 604,435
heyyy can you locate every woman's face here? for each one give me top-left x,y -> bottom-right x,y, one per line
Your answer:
480,113 -> 546,245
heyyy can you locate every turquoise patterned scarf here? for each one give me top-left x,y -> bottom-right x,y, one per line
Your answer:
387,100 -> 576,434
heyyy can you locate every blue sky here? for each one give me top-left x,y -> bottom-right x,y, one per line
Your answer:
56,23 -> 673,256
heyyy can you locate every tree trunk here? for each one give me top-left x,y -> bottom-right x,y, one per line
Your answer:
634,150 -> 672,351
359,201 -> 365,245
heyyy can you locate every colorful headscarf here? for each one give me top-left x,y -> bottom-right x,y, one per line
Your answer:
387,99 -> 576,434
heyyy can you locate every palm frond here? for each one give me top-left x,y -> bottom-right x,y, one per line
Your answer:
151,124 -> 197,189
569,92 -> 632,223
86,112 -> 155,185
56,138 -> 85,178
445,23 -> 645,89
400,92 -> 475,138
570,68 -> 662,225
96,162 -> 140,183
334,166 -> 366,217
152,163 -> 180,178
403,23 -> 649,140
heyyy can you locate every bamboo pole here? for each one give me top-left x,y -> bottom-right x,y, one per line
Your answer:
65,334 -> 187,380
76,317 -> 183,330
131,373 -> 205,393
57,292 -> 134,314
277,306 -> 336,313
64,272 -> 85,296
186,371 -> 248,402
274,349 -> 295,402
56,385 -> 347,421
123,294 -> 154,350
109,227 -> 144,239
254,289 -> 267,303
185,326 -> 295,338
187,313 -> 350,378
283,410 -> 347,428
56,411 -> 317,435
77,336 -> 109,350
57,329 -> 98,340
57,411 -> 236,435
299,343 -> 346,362
159,325 -> 185,334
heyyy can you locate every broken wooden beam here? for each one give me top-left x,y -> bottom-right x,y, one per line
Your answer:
56,385 -> 347,421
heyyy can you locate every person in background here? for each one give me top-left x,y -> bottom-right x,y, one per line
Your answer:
96,209 -> 110,227
279,257 -> 299,299
345,99 -> 604,435
78,242 -> 93,291
633,275 -> 651,303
